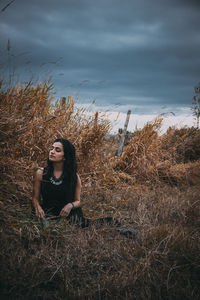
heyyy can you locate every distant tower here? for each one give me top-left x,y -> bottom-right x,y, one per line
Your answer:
193,82 -> 200,128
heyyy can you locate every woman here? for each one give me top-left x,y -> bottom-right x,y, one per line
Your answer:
33,138 -> 136,235
32,138 -> 87,226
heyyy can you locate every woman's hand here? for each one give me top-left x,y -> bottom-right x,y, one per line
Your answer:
60,203 -> 73,217
34,204 -> 45,218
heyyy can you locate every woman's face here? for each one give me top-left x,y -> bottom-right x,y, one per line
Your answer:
49,142 -> 65,162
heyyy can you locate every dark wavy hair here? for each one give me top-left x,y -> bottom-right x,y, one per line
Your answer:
46,138 -> 78,200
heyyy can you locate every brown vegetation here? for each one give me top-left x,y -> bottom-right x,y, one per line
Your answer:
0,82 -> 200,299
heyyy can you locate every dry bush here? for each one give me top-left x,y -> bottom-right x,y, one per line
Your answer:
157,127 -> 200,185
114,119 -> 200,186
157,160 -> 200,186
160,126 -> 200,164
114,118 -> 164,183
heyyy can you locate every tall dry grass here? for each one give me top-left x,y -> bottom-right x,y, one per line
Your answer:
115,119 -> 200,186
0,82 -> 200,299
0,82 -> 111,204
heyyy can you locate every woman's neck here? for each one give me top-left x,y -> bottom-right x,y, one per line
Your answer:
52,161 -> 64,171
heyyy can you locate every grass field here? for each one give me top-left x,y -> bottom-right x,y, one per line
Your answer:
0,82 -> 200,299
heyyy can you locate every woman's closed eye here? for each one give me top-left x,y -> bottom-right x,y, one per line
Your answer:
50,147 -> 61,152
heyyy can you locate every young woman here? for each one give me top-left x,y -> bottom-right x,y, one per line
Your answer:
32,138 -> 136,236
32,138 -> 87,226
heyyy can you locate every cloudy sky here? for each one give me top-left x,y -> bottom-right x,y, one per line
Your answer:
0,0 -> 199,131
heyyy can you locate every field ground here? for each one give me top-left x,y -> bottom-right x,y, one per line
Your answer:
0,83 -> 200,299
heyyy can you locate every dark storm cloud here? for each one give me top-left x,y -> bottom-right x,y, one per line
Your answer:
0,0 -> 199,113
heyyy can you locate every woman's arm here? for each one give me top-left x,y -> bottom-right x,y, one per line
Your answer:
60,174 -> 81,217
72,174 -> 81,208
32,168 -> 45,218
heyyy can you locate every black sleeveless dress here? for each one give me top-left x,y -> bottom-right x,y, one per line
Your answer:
40,168 -> 125,230
40,167 -> 86,225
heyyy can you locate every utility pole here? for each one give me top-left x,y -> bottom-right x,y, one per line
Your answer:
116,110 -> 131,157
60,97 -> 66,107
192,82 -> 200,128
94,112 -> 98,129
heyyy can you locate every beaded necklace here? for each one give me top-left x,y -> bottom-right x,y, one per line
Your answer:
49,173 -> 64,185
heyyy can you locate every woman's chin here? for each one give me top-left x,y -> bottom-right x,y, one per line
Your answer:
49,157 -> 55,161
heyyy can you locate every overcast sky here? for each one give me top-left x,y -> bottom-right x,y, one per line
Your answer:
0,0 -> 199,118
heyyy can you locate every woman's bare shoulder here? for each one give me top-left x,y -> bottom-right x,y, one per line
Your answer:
35,167 -> 44,181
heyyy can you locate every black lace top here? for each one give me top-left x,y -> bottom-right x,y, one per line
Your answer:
40,167 -> 75,216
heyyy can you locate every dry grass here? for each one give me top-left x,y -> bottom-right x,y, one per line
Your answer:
0,82 -> 200,299
1,185 -> 200,300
